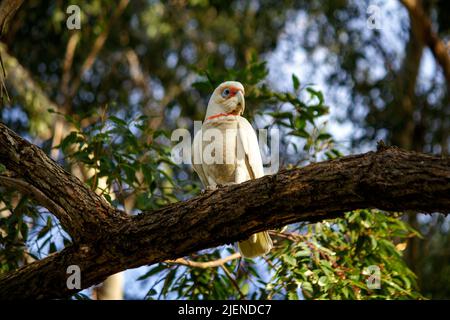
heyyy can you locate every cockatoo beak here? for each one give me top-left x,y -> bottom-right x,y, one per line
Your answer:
236,90 -> 245,115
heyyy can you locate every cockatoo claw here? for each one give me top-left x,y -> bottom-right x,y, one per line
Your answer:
202,185 -> 218,193
201,183 -> 234,193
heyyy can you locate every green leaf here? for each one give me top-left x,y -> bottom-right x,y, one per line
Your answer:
192,81 -> 214,92
292,74 -> 300,91
267,111 -> 294,120
49,242 -> 57,253
318,276 -> 328,287
288,291 -> 299,300
282,255 -> 297,267
20,221 -> 28,240
109,116 -> 128,127
241,283 -> 250,296
122,163 -> 136,183
37,217 -> 53,239
137,264 -> 167,281
161,269 -> 177,296
306,87 -> 324,104
288,129 -> 309,138
342,286 -> 350,299
317,133 -> 332,140
146,288 -> 157,297
295,250 -> 311,257
301,282 -> 313,294
60,131 -> 80,151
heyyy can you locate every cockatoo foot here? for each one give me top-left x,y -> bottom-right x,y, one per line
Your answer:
201,185 -> 219,193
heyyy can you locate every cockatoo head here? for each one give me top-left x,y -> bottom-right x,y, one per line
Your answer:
205,81 -> 245,119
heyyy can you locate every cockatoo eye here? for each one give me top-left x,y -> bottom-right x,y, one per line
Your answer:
221,88 -> 230,98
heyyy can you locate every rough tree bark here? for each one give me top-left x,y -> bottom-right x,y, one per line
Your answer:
0,122 -> 449,299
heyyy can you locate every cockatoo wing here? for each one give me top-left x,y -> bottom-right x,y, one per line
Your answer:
236,116 -> 273,258
237,117 -> 264,179
192,129 -> 209,187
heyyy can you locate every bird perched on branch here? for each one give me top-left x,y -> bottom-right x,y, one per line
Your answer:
192,81 -> 273,258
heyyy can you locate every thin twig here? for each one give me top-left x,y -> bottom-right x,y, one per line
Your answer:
68,0 -> 130,98
166,252 -> 241,268
60,32 -> 80,102
400,0 -> 450,91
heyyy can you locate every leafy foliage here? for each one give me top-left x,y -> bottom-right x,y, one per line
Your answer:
55,109 -> 186,210
268,210 -> 422,299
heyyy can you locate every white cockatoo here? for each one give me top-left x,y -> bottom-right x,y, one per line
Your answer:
192,81 -> 273,258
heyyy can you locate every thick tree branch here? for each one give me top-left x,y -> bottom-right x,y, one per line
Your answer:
0,122 -> 448,299
68,0 -> 130,99
0,43 -> 58,139
0,0 -> 24,108
400,0 -> 450,91
0,0 -> 23,35
0,122 -> 128,242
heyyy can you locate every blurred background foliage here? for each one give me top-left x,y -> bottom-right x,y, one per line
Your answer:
0,0 -> 448,299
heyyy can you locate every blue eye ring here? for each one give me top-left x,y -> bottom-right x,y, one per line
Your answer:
221,88 -> 230,98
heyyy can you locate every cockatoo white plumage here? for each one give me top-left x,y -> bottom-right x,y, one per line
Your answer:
192,81 -> 273,258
